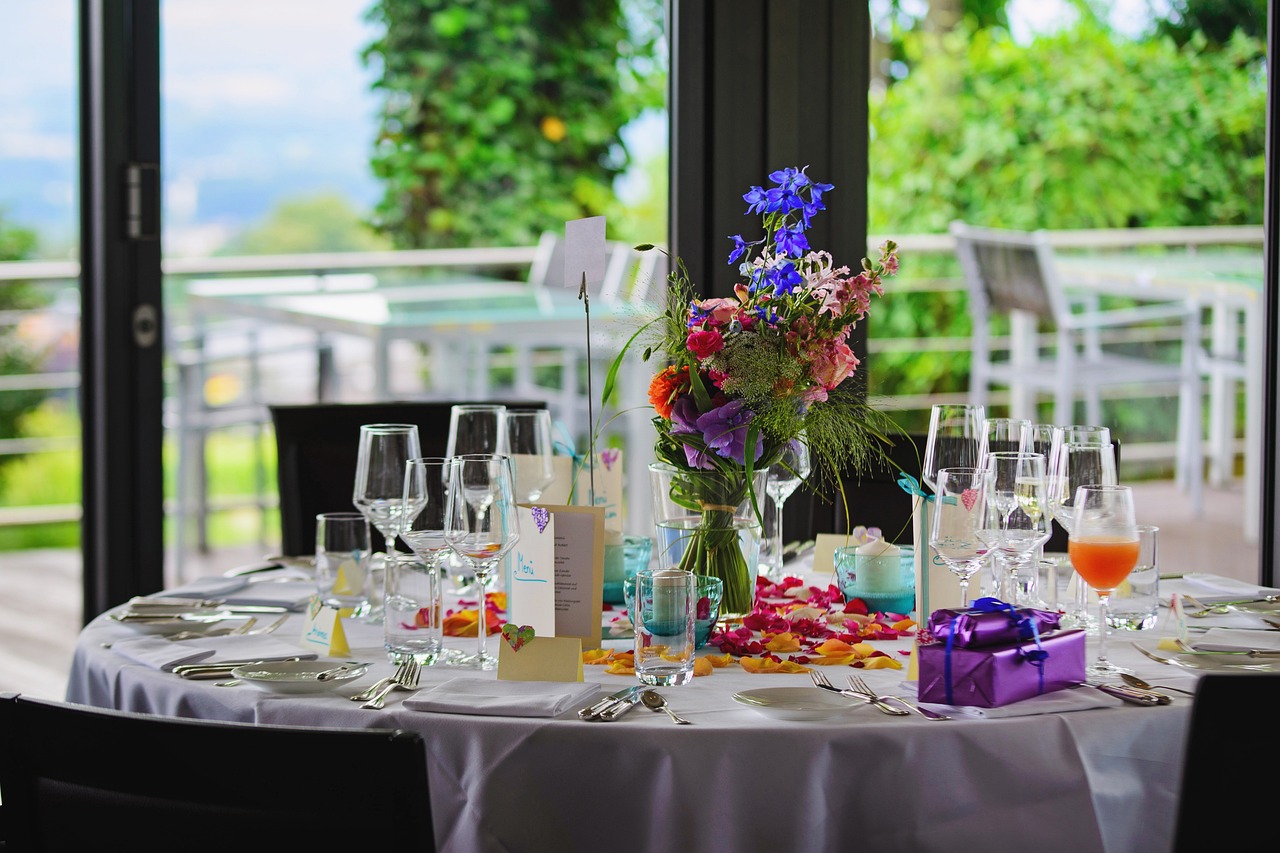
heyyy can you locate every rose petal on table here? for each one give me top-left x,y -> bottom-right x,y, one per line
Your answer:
604,659 -> 635,675
582,648 -> 615,664
858,654 -> 904,670
704,653 -> 734,667
764,632 -> 803,653
692,657 -> 714,677
813,638 -> 856,657
740,656 -> 809,674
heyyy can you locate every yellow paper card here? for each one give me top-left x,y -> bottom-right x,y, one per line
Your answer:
813,533 -> 854,578
300,596 -> 350,657
907,639 -> 919,682
497,632 -> 584,682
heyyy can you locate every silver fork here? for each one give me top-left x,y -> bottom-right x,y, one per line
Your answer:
809,669 -> 908,716
848,674 -> 952,721
351,658 -> 410,702
361,658 -> 421,710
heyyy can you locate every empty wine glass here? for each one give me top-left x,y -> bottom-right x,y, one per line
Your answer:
1047,425 -> 1114,630
390,457 -> 456,665
922,404 -> 984,494
446,404 -> 508,457
929,466 -> 990,607
760,437 -> 811,580
444,453 -> 521,670
352,423 -> 422,623
978,451 -> 1051,605
976,417 -> 1031,596
1069,484 -> 1140,677
502,408 -> 556,502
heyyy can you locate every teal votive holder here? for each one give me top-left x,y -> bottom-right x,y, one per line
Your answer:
834,544 -> 916,615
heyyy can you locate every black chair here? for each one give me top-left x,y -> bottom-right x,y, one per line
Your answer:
1172,674 -> 1280,851
269,399 -> 545,557
0,692 -> 435,852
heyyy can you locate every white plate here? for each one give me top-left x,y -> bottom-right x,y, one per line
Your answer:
230,660 -> 370,694
732,687 -> 861,721
107,612 -> 248,636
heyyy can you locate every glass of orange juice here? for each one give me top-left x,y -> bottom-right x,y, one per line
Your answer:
1068,484 -> 1140,676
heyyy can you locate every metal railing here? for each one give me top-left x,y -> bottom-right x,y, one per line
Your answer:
0,224 -> 1265,539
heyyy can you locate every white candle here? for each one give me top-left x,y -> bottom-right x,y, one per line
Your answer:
854,539 -> 902,593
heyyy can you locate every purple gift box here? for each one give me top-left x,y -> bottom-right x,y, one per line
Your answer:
917,629 -> 1086,708
927,597 -> 1062,649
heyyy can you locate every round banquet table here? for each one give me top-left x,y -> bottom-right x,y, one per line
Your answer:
65,570 -> 1206,853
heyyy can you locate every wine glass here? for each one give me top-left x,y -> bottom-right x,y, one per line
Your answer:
977,417 -> 1031,595
444,453 -> 521,670
922,403 -> 985,493
760,437 -> 811,580
502,408 -> 556,502
978,451 -> 1051,605
929,466 -> 990,607
390,457 -> 456,665
352,423 -> 422,623
1069,484 -> 1140,677
1018,422 -> 1057,605
446,404 -> 508,457
1047,425 -> 1115,629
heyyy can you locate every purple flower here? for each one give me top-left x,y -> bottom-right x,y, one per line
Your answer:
774,225 -> 810,258
695,399 -> 763,465
727,234 -> 750,265
669,396 -> 701,435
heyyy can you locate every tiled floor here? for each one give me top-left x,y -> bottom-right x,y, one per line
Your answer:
0,478 -> 1262,703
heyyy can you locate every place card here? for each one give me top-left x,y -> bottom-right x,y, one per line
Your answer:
496,623 -> 584,682
506,504 -> 605,649
564,216 -> 606,291
299,596 -> 350,657
508,506 -> 558,636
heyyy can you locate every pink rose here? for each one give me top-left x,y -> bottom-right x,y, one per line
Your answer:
692,297 -> 740,326
687,329 -> 725,358
810,339 -> 859,389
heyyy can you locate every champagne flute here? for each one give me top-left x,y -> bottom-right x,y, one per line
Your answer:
390,457 -> 454,665
1069,484 -> 1140,677
1018,422 -> 1057,606
922,404 -> 985,493
978,451 -> 1051,605
977,417 -> 1029,597
352,423 -> 423,623
760,437 -> 811,580
929,466 -> 990,607
502,408 -> 556,502
444,453 -> 521,670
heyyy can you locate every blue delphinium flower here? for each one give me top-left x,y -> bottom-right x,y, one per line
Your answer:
774,225 -> 810,258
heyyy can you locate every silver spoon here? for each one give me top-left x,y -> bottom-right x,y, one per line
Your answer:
640,689 -> 691,725
1119,672 -> 1196,697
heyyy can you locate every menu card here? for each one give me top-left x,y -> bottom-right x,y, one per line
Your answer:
507,504 -> 605,649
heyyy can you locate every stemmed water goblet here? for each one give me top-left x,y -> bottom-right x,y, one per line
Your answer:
443,453 -> 521,670
352,423 -> 423,623
978,451 -> 1051,605
760,437 -> 811,580
502,408 -> 556,502
1069,484 -> 1140,677
928,466 -> 990,608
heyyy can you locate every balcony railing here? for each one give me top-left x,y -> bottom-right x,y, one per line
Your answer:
0,224 -> 1265,546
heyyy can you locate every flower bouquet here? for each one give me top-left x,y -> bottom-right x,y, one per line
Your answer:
620,166 -> 900,615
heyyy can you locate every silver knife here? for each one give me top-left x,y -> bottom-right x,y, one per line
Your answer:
1092,683 -> 1164,706
598,689 -> 646,721
578,687 -> 640,720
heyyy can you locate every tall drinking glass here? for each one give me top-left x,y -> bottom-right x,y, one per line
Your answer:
922,404 -> 985,493
760,437 -> 811,580
1019,422 -> 1057,606
1069,484 -> 1140,677
978,451 -> 1051,605
389,457 -> 452,665
315,512 -> 371,613
444,454 -> 521,670
929,467 -> 990,607
1046,431 -> 1116,629
502,408 -> 556,502
352,423 -> 423,623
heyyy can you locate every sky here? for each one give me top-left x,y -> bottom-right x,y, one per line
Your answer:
0,0 -> 1174,259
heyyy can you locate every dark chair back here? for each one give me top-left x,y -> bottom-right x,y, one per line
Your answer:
0,692 -> 435,852
1172,674 -> 1280,851
270,399 -> 544,556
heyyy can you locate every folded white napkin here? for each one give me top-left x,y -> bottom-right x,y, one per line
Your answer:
222,581 -> 317,611
112,634 -> 316,671
1167,573 -> 1280,605
1191,628 -> 1280,653
404,678 -> 600,718
916,685 -> 1121,719
146,576 -> 250,600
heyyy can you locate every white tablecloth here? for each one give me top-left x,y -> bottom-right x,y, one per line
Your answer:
67,575 -> 1227,853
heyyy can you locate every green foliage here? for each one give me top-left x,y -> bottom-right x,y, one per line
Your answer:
217,193 -> 393,255
865,19 -> 1267,434
362,0 -> 665,248
0,210 -> 48,456
1156,0 -> 1269,46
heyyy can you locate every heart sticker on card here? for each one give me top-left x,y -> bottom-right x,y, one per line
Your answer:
960,488 -> 979,511
501,623 -> 535,652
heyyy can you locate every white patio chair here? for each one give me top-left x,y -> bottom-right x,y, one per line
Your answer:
951,220 -> 1203,514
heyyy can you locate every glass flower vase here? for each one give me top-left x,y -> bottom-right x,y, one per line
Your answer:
648,463 -> 766,617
